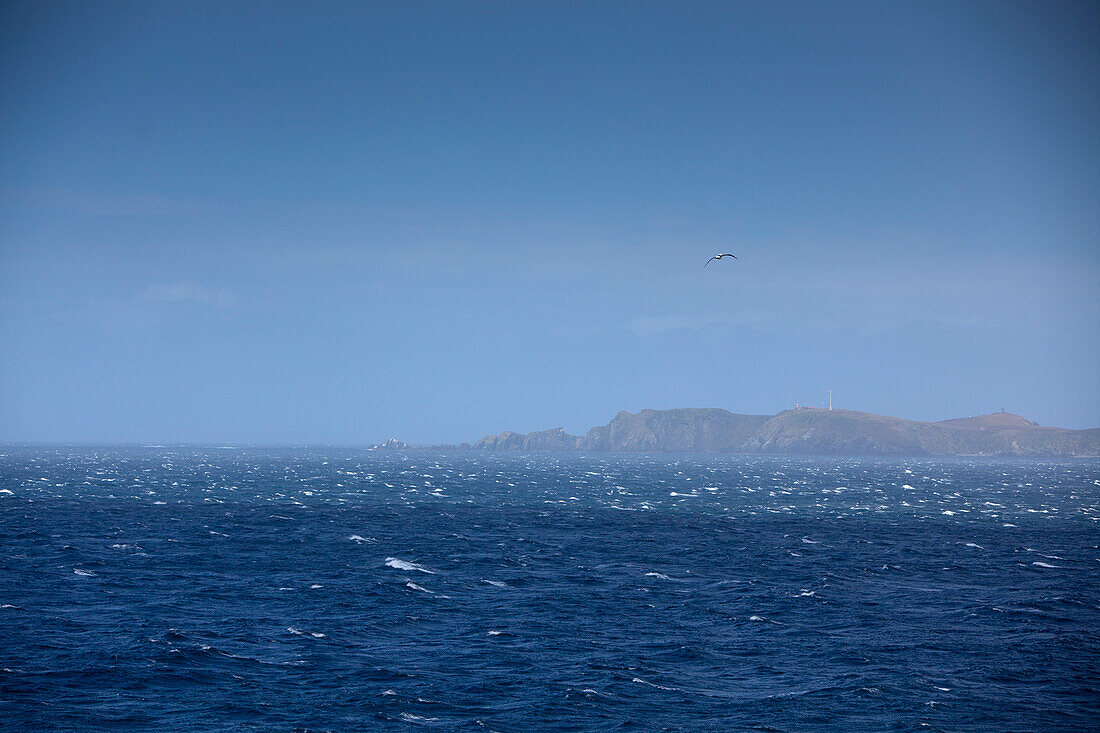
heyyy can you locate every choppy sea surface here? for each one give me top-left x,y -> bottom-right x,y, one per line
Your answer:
2,448 -> 1099,731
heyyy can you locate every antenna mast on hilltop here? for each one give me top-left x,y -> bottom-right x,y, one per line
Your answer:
828,389 -> 832,411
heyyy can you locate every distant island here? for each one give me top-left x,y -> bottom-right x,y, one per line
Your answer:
376,408 -> 1100,457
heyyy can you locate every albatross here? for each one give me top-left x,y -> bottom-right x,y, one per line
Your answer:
704,253 -> 737,267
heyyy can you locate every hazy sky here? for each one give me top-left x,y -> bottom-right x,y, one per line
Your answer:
2,1 -> 1098,444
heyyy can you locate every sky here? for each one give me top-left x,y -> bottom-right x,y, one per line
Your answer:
1,0 -> 1098,444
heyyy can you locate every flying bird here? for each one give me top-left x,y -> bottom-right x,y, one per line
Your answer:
704,253 -> 737,267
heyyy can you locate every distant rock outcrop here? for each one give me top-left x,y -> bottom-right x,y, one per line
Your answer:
371,438 -> 411,450
474,428 -> 583,452
463,408 -> 1100,457
581,408 -> 769,452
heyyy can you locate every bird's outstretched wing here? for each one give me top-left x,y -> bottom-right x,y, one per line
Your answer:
720,253 -> 738,259
704,256 -> 719,267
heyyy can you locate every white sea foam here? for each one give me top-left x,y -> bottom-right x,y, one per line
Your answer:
0,489 -> 13,495
73,568 -> 96,577
349,535 -> 377,544
481,579 -> 507,587
286,627 -> 325,638
398,713 -> 439,724
1032,561 -> 1060,568
965,542 -> 984,549
749,615 -> 766,621
385,557 -> 436,574
644,572 -> 679,581
487,630 -> 504,635
406,581 -> 434,594
632,677 -> 682,692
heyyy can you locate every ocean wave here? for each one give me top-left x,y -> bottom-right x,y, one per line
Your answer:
287,627 -> 325,638
644,572 -> 681,581
398,713 -> 439,724
405,581 -> 448,599
632,677 -> 683,692
385,557 -> 436,574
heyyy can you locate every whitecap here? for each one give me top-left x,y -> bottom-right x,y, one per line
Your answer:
385,557 -> 436,574
349,535 -> 377,544
749,614 -> 766,621
644,572 -> 679,581
398,713 -> 439,724
287,626 -> 324,638
73,568 -> 96,577
481,579 -> 507,587
964,542 -> 983,549
1032,561 -> 1060,568
487,630 -> 504,635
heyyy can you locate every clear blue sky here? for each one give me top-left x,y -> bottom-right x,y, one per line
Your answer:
1,1 -> 1098,443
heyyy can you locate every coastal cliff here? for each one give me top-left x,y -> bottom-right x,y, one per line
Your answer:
453,408 -> 1100,457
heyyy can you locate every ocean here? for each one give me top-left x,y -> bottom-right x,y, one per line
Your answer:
1,448 -> 1098,731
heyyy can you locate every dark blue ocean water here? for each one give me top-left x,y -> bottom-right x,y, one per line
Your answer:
1,449 -> 1098,731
